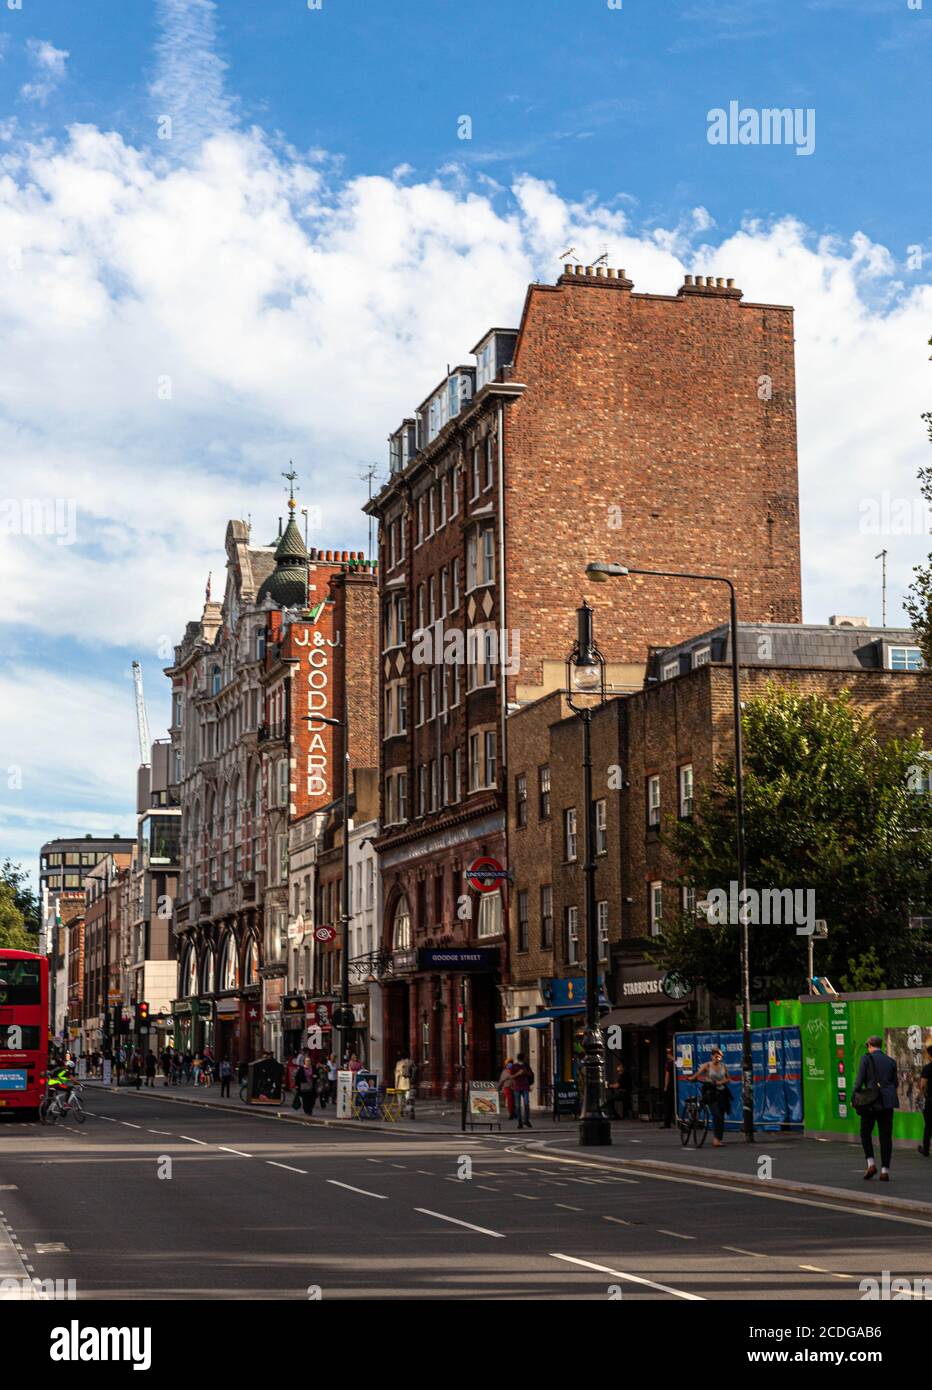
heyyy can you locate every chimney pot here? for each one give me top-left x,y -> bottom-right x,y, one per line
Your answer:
585,266 -> 593,275
726,277 -> 735,288
716,277 -> 725,287
575,264 -> 583,274
685,274 -> 694,286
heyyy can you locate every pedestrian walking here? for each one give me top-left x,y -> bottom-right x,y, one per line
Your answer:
192,1052 -> 203,1086
295,1056 -> 318,1115
663,1046 -> 676,1129
145,1051 -> 157,1088
511,1052 -> 534,1129
917,1043 -> 932,1158
853,1035 -> 899,1180
132,1052 -> 143,1091
689,1047 -> 732,1147
498,1058 -> 516,1119
219,1055 -> 232,1099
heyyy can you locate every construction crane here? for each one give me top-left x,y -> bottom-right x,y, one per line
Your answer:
131,660 -> 151,765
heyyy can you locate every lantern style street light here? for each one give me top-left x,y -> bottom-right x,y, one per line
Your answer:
585,561 -> 754,1143
565,601 -> 612,1147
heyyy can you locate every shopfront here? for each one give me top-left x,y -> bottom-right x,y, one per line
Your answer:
281,994 -> 305,1059
602,962 -> 692,1120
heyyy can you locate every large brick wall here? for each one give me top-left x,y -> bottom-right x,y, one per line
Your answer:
504,271 -> 801,696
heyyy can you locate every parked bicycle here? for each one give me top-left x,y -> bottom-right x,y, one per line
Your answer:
678,1093 -> 710,1148
39,1081 -> 86,1126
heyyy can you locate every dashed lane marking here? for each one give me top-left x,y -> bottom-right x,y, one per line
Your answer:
414,1209 -> 505,1238
549,1253 -> 704,1301
267,1162 -> 307,1174
327,1181 -> 388,1200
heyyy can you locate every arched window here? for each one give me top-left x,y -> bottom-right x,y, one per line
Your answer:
244,936 -> 259,985
184,946 -> 199,998
219,934 -> 239,991
391,895 -> 412,950
202,948 -> 215,994
211,665 -> 222,696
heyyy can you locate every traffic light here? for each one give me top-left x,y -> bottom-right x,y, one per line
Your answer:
136,1001 -> 150,1025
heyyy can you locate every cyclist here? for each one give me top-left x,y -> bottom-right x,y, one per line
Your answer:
46,1058 -> 76,1110
689,1047 -> 732,1147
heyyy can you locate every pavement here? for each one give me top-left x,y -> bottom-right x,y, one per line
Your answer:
81,1079 -> 932,1215
2,1086 -> 932,1303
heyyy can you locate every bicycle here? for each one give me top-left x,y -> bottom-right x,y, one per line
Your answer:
678,1094 -> 711,1147
39,1082 -> 86,1126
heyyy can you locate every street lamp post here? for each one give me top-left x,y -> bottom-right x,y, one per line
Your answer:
585,561 -> 754,1143
312,711 -> 354,1066
566,601 -> 612,1147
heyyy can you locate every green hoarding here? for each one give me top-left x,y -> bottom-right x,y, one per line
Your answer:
769,989 -> 932,1142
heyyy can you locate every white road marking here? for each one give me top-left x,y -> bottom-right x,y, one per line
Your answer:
603,1215 -> 631,1226
514,1193 -> 539,1201
657,1229 -> 695,1240
267,1162 -> 307,1174
414,1208 -> 505,1237
34,1243 -> 68,1254
722,1245 -> 765,1257
120,1122 -> 142,1129
550,1252 -> 704,1301
218,1147 -> 253,1157
526,1148 -> 932,1230
0,1186 -> 18,1191
554,1203 -> 584,1212
179,1135 -> 210,1146
327,1180 -> 388,1200
477,1185 -> 500,1192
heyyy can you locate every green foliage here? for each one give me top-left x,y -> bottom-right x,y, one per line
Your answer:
0,882 -> 35,951
903,333 -> 932,664
659,685 -> 932,1001
838,946 -> 886,994
0,859 -> 40,935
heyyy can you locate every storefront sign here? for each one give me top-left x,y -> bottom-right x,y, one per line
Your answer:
553,1082 -> 580,1118
467,1081 -> 501,1121
418,948 -> 499,972
392,949 -> 416,973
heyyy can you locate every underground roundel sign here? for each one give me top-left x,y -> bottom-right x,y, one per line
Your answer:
314,925 -> 337,943
466,857 -> 505,893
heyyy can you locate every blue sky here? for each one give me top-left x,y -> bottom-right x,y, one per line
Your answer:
1,0 -> 931,880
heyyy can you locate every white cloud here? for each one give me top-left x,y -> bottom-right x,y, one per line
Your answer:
20,39 -> 69,105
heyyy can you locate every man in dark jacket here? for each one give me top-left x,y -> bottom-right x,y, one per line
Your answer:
854,1036 -> 899,1181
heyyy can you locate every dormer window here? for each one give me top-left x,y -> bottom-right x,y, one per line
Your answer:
890,646 -> 923,671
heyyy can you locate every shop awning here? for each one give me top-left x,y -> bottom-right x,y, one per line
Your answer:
600,1003 -> 685,1029
494,1005 -> 583,1034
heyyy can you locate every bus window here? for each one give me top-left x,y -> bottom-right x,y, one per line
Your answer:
0,1024 -> 41,1051
0,960 -> 41,1006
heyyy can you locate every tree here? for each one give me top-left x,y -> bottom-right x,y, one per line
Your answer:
0,882 -> 35,951
0,859 -> 40,936
904,333 -> 932,662
657,685 -> 932,1003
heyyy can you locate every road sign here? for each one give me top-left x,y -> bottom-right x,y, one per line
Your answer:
466,857 -> 507,893
314,925 -> 336,943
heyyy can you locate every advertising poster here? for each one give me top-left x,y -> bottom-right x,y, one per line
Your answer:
885,1026 -> 932,1112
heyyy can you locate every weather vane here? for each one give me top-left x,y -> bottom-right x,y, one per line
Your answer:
282,463 -> 299,511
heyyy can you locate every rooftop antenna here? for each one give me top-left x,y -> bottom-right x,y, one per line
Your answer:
359,463 -> 379,560
592,247 -> 610,267
131,661 -> 151,766
558,247 -> 576,262
875,548 -> 888,626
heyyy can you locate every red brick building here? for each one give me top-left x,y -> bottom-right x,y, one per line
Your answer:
506,620 -> 930,1115
366,263 -> 802,1098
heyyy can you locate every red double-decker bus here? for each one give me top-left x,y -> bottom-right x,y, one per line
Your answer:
0,949 -> 49,1116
